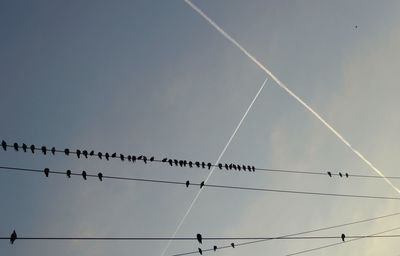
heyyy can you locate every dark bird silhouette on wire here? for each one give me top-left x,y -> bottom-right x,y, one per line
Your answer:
120,154 -> 125,161
242,165 -> 247,171
127,155 -> 132,162
200,181 -> 205,189
13,143 -> 18,151
1,140 -> 7,151
327,171 -> 332,177
345,173 -> 349,178
66,170 -> 71,178
22,143 -> 27,152
98,172 -> 103,181
196,234 -> 202,244
339,172 -> 343,177
162,158 -> 168,162
64,148 -> 70,156
218,163 -> 222,170
186,180 -> 190,188
82,150 -> 88,158
105,152 -> 110,160
207,163 -> 212,170
143,156 -> 147,164
201,162 -> 205,169
30,144 -> 35,153
89,150 -> 95,156
82,171 -> 87,180
51,147 -> 56,155
225,164 -> 229,170
231,243 -> 235,248
41,146 -> 47,155
168,159 -> 173,166
341,233 -> 345,242
44,168 -> 50,177
174,159 -> 178,166
76,149 -> 81,158
132,155 -> 136,162
150,156 -> 154,162
198,248 -> 202,255
10,230 -> 17,244
189,161 -> 193,168
98,152 -> 103,159
213,245 -> 217,251
195,162 -> 200,168
237,165 -> 241,171
179,160 -> 184,167
111,153 -> 117,158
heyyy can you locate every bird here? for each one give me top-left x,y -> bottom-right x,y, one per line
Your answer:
22,143 -> 27,152
10,230 -> 17,244
44,168 -> 50,177
213,245 -> 217,251
98,172 -> 103,181
168,159 -> 173,166
13,143 -> 19,151
162,158 -> 168,162
120,154 -> 125,161
201,162 -> 205,169
339,172 -> 343,177
231,243 -> 235,248
198,248 -> 202,255
174,159 -> 178,166
218,163 -> 222,170
89,150 -> 95,156
252,166 -> 256,172
64,148 -> 70,156
225,164 -> 229,170
51,147 -> 56,155
242,165 -> 247,171
186,180 -> 190,188
189,161 -> 193,168
127,155 -> 132,162
143,156 -> 147,164
41,146 -> 47,155
82,171 -> 87,180
30,144 -> 35,153
150,156 -> 154,162
98,152 -> 103,159
132,155 -> 137,162
1,140 -> 7,151
82,150 -> 88,158
196,233 -> 202,244
327,171 -> 332,177
179,160 -> 183,167
111,153 -> 117,158
105,152 -> 110,160
76,149 -> 81,158
228,164 -> 233,170
341,233 -> 345,242
237,165 -> 241,171
66,170 -> 71,178
183,160 -> 187,167
200,181 -> 205,189
207,163 -> 212,170
195,162 -> 200,168
345,173 -> 349,178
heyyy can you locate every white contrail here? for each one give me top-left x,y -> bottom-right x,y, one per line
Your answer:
184,0 -> 400,195
159,77 -> 269,256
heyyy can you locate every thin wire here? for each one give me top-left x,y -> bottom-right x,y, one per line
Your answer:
171,211 -> 400,256
1,165 -> 400,201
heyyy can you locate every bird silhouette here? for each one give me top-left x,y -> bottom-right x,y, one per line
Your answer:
242,165 -> 247,171
51,147 -> 56,155
22,143 -> 27,152
132,155 -> 137,162
339,172 -> 343,177
1,140 -> 7,151
231,243 -> 235,248
207,163 -> 212,169
64,148 -> 70,156
30,144 -> 35,153
229,164 -> 233,170
10,230 -> 17,244
138,155 -> 143,160
252,166 -> 256,172
225,164 -> 229,170
200,181 -> 205,189
213,245 -> 217,251
218,163 -> 222,170
41,146 -> 47,155
327,171 -> 332,177
82,150 -> 88,158
150,156 -> 154,162
196,234 -> 202,244
120,154 -> 125,161
44,168 -> 50,177
98,152 -> 103,159
345,173 -> 349,178
186,180 -> 190,188
168,159 -> 173,166
66,170 -> 71,178
111,153 -> 117,158
198,248 -> 202,255
183,160 -> 187,167
189,161 -> 193,168
247,165 -> 252,172
341,233 -> 345,242
127,155 -> 132,162
13,143 -> 19,151
237,165 -> 241,171
98,172 -> 103,181
105,152 -> 110,160
143,156 -> 147,164
174,159 -> 178,166
162,158 -> 168,162
76,149 -> 81,158
201,162 -> 205,169
89,150 -> 95,156
82,171 -> 87,180
179,160 -> 183,167
195,161 -> 200,168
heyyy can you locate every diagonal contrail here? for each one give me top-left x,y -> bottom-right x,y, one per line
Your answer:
184,0 -> 400,195
159,77 -> 269,256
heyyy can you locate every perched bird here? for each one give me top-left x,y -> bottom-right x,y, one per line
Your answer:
44,168 -> 50,177
66,170 -> 71,178
98,152 -> 103,159
41,146 -> 47,155
196,233 -> 202,244
127,155 -> 132,162
207,163 -> 212,170
213,245 -> 217,251
183,160 -> 187,167
201,162 -> 205,169
10,230 -> 17,244
242,165 -> 247,171
89,150 -> 95,156
168,159 -> 173,166
225,164 -> 229,170
82,150 -> 88,158
22,143 -> 27,152
76,149 -> 81,158
64,148 -> 70,156
51,147 -> 56,155
111,153 -> 117,158
341,233 -> 345,242
105,152 -> 110,160
218,163 -> 223,170
237,165 -> 241,171
228,164 -> 233,170
13,143 -> 19,151
174,159 -> 178,166
186,180 -> 190,188
231,243 -> 235,248
252,166 -> 256,172
143,156 -> 147,164
162,158 -> 168,162
345,173 -> 349,178
150,156 -> 154,162
179,160 -> 183,167
82,171 -> 87,180
131,155 -> 137,162
189,161 -> 193,168
247,165 -> 252,172
30,144 -> 35,153
198,248 -> 202,255
120,154 -> 125,161
339,172 -> 343,177
98,172 -> 103,181
327,171 -> 332,177
1,140 -> 7,151
200,181 -> 205,189
195,162 -> 200,168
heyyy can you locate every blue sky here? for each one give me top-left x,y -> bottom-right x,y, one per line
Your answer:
1,0 -> 400,255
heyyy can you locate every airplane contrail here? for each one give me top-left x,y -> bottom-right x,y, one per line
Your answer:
184,0 -> 400,195
159,77 -> 269,256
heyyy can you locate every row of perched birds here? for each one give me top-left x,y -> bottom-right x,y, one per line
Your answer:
1,140 -> 256,173
327,171 -> 349,178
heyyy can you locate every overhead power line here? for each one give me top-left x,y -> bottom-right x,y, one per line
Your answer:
2,140 -> 400,180
1,165 -> 400,201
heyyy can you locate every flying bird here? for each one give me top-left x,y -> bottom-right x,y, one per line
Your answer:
64,148 -> 70,156
10,230 -> 17,244
44,168 -> 50,177
198,248 -> 202,255
200,181 -> 205,189
82,171 -> 87,180
341,233 -> 345,242
327,171 -> 332,177
186,180 -> 190,188
1,140 -> 7,151
196,233 -> 202,244
76,149 -> 81,158
98,172 -> 103,181
231,243 -> 235,248
41,146 -> 47,155
66,170 -> 71,178
213,245 -> 217,251
13,143 -> 18,151
82,150 -> 88,158
30,144 -> 35,153
22,143 -> 27,152
51,147 -> 56,155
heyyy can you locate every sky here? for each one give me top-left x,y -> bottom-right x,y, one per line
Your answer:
1,0 -> 400,255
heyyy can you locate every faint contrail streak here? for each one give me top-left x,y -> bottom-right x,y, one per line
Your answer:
184,0 -> 400,195
159,77 -> 269,256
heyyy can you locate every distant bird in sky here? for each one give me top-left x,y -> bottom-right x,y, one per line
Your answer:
66,170 -> 71,178
200,181 -> 205,189
22,143 -> 27,152
186,180 -> 190,188
44,168 -> 50,177
327,171 -> 332,177
51,147 -> 56,155
98,172 -> 103,181
196,234 -> 202,244
1,140 -> 7,151
64,148 -> 70,156
41,146 -> 47,155
213,245 -> 217,251
198,248 -> 202,255
341,233 -> 345,242
10,230 -> 17,244
82,171 -> 87,180
13,143 -> 19,151
76,149 -> 81,158
30,144 -> 35,153
230,243 -> 235,248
